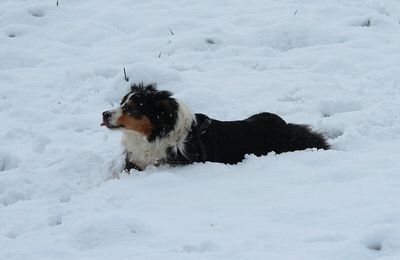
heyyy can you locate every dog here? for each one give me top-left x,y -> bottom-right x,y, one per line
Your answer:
101,83 -> 330,171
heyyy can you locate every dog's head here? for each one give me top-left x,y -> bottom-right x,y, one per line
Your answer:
101,83 -> 179,141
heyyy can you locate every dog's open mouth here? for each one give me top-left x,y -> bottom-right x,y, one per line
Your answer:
100,121 -> 124,129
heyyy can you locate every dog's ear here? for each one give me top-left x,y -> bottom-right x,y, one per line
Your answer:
155,99 -> 177,117
130,83 -> 142,92
155,99 -> 172,111
131,83 -> 157,93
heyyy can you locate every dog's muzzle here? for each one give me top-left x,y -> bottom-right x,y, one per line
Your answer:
101,110 -> 123,129
102,110 -> 112,121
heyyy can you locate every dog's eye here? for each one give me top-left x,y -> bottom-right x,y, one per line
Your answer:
121,106 -> 129,112
127,109 -> 142,118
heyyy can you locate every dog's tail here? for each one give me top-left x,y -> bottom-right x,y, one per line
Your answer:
286,123 -> 330,151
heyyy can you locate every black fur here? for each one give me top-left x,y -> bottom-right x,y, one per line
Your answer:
166,113 -> 329,166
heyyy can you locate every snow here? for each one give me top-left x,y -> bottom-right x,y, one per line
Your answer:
1,0 -> 400,259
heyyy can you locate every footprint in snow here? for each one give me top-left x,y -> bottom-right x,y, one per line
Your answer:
28,7 -> 46,18
0,151 -> 19,172
318,99 -> 362,117
48,214 -> 63,227
361,224 -> 400,252
6,32 -> 19,38
0,190 -> 30,207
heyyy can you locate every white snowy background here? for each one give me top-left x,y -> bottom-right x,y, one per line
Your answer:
1,0 -> 400,259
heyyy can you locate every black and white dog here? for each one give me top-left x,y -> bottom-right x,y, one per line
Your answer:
102,83 -> 329,171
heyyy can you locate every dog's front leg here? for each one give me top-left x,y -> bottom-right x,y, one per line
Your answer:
124,156 -> 143,173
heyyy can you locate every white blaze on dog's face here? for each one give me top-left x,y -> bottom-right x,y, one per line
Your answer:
101,92 -> 153,137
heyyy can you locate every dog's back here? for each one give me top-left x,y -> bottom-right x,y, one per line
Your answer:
198,112 -> 329,164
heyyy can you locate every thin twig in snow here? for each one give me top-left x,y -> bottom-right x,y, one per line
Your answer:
123,67 -> 129,82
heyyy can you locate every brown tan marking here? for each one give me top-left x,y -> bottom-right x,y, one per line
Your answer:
116,114 -> 153,136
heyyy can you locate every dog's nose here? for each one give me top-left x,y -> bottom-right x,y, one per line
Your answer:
102,111 -> 112,121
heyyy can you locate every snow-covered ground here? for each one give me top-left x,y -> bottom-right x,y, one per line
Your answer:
1,0 -> 400,259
